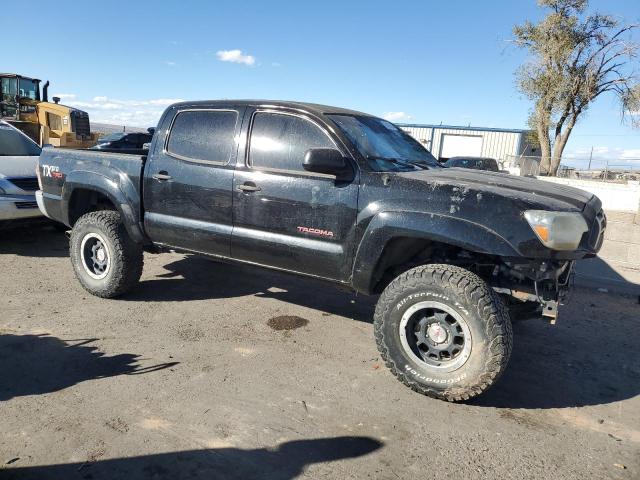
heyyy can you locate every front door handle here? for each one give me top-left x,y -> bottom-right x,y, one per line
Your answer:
237,182 -> 261,193
152,171 -> 172,181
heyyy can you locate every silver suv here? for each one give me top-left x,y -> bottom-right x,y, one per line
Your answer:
0,121 -> 43,225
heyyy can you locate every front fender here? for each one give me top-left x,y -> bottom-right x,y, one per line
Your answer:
61,170 -> 145,243
351,211 -> 519,293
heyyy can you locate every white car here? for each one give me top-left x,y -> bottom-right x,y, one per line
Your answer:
0,120 -> 43,224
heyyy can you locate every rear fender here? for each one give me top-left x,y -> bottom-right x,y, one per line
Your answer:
61,170 -> 144,243
351,211 -> 519,293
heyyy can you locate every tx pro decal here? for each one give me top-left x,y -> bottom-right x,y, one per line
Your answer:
42,165 -> 64,179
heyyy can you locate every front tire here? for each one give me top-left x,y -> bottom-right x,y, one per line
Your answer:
70,211 -> 143,298
374,264 -> 512,402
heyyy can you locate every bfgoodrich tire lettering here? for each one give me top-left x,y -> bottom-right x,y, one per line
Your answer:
70,210 -> 143,298
374,264 -> 512,402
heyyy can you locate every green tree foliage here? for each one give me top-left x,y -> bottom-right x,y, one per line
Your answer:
514,0 -> 638,175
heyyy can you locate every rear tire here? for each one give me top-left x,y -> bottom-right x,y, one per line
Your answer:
374,264 -> 512,402
70,211 -> 143,298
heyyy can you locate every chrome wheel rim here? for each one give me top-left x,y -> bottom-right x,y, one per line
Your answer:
80,232 -> 111,280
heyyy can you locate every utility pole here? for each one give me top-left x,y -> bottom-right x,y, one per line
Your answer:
588,146 -> 593,171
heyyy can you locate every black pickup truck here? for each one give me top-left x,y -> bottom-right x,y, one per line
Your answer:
36,100 -> 605,401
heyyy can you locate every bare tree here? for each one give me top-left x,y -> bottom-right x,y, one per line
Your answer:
514,0 -> 639,175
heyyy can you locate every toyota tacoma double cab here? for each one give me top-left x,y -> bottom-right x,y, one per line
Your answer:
36,100 -> 605,401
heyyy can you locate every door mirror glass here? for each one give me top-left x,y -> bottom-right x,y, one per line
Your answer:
303,148 -> 347,176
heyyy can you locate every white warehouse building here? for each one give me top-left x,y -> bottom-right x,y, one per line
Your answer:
398,123 -> 540,164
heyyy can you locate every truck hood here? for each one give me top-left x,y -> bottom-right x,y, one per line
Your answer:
0,155 -> 39,179
398,167 -> 593,211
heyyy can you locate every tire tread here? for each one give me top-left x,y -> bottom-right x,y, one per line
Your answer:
70,210 -> 143,298
374,264 -> 512,402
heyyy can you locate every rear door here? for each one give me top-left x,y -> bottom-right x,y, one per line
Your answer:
231,109 -> 359,282
143,107 -> 245,257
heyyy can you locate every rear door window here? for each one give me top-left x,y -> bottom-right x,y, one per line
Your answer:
167,110 -> 238,164
248,112 -> 335,172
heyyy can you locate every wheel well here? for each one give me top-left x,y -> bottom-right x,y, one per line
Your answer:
371,237 -> 483,293
68,189 -> 117,227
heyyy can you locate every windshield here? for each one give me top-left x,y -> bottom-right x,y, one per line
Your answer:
328,114 -> 440,172
0,124 -> 42,156
98,133 -> 126,143
18,78 -> 39,100
445,158 -> 475,168
445,157 -> 499,171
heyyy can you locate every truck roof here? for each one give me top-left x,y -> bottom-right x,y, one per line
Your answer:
168,100 -> 375,118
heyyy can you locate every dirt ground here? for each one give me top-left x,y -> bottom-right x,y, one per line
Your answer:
1,225 -> 638,479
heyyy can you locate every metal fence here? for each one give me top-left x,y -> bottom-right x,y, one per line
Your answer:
556,158 -> 640,183
503,155 -> 640,183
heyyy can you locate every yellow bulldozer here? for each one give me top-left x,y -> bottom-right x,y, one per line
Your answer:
0,73 -> 99,148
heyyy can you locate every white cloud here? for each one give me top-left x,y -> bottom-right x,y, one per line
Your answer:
271,62 -> 282,67
565,146 -> 640,159
383,111 -> 412,122
165,61 -> 177,67
68,96 -> 184,127
216,49 -> 256,66
620,148 -> 640,159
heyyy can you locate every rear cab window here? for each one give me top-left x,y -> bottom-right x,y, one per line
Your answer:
248,111 -> 335,173
166,109 -> 239,164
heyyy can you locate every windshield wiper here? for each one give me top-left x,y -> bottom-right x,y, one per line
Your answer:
367,156 -> 426,171
405,160 -> 436,170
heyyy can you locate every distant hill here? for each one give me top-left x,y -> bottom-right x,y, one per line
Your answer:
91,123 -> 149,135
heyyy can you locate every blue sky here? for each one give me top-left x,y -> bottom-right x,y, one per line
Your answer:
4,0 -> 639,167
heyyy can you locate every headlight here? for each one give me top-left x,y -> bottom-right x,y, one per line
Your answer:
524,210 -> 588,251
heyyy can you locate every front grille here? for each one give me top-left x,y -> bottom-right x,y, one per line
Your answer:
14,201 -> 38,209
588,210 -> 606,250
70,110 -> 91,137
8,177 -> 39,192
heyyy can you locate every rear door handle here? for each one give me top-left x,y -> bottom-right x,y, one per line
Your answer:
152,171 -> 172,181
237,183 -> 261,192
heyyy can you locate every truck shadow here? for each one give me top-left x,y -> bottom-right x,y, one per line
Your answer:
3,436 -> 383,480
473,290 -> 639,409
0,223 -> 68,257
575,255 -> 640,295
131,256 -> 639,409
0,333 -> 178,401
126,255 -> 377,323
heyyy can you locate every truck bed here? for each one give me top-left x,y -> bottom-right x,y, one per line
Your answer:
38,147 -> 146,232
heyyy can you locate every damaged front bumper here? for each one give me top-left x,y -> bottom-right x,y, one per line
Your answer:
492,260 -> 575,324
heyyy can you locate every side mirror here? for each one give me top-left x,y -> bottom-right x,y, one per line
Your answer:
303,148 -> 348,176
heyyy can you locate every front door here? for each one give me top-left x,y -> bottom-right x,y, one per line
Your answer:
231,109 -> 359,282
143,107 -> 244,257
